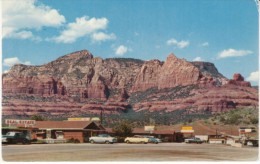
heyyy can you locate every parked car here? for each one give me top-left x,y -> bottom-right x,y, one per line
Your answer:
185,137 -> 203,144
89,134 -> 117,144
2,132 -> 30,144
143,135 -> 162,144
148,137 -> 160,144
124,135 -> 149,144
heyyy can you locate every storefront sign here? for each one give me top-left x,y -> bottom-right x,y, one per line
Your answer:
91,117 -> 100,121
181,126 -> 194,133
181,126 -> 193,130
68,117 -> 91,121
181,129 -> 194,133
144,126 -> 155,132
5,119 -> 36,126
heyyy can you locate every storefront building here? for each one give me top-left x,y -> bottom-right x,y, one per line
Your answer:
33,121 -> 106,143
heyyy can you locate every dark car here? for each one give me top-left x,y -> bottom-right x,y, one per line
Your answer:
2,132 -> 30,144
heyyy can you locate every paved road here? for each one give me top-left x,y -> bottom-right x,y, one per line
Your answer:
2,143 -> 259,161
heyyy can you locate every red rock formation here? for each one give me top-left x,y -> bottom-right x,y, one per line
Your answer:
158,54 -> 201,89
87,74 -> 108,100
2,50 -> 258,118
131,60 -> 163,92
227,73 -> 251,87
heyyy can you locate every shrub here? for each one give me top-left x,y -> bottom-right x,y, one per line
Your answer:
112,120 -> 133,138
250,117 -> 258,124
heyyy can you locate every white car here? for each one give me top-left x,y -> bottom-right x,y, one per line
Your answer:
89,134 -> 117,144
124,135 -> 149,144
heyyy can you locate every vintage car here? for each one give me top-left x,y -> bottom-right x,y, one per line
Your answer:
124,135 -> 149,144
2,132 -> 30,144
185,137 -> 203,144
89,134 -> 117,144
142,135 -> 162,144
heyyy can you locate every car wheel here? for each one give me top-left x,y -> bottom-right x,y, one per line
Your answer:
155,142 -> 158,144
126,140 -> 130,144
105,141 -> 109,144
7,138 -> 13,144
90,140 -> 94,144
22,139 -> 28,144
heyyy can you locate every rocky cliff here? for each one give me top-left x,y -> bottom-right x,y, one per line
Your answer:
2,50 -> 258,119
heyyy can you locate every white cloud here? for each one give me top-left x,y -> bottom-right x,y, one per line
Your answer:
193,57 -> 204,61
3,57 -> 20,67
155,45 -> 161,49
2,0 -> 65,40
3,57 -> 31,67
201,42 -> 209,47
218,49 -> 253,59
115,45 -> 128,56
50,16 -> 109,43
91,32 -> 116,42
167,38 -> 189,49
134,32 -> 139,36
246,71 -> 259,82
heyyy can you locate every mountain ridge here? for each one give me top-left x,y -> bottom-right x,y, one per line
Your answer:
2,50 -> 258,120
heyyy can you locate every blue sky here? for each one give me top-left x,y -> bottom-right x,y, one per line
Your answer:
2,0 -> 259,85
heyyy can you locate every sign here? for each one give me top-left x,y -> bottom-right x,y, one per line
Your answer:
181,126 -> 193,130
5,119 -> 36,126
91,117 -> 100,121
181,126 -> 194,133
144,126 -> 155,132
181,129 -> 194,133
68,117 -> 91,121
239,129 -> 252,133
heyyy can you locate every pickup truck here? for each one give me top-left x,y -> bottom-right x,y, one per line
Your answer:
89,134 -> 117,144
2,132 -> 30,144
124,135 -> 149,144
185,137 -> 203,144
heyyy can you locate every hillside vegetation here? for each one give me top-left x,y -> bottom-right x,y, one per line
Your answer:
204,107 -> 258,126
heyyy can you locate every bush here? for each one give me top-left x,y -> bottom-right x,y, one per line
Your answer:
112,120 -> 133,138
67,138 -> 80,143
224,114 -> 242,125
250,117 -> 258,124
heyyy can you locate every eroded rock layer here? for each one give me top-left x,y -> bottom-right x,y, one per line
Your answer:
2,50 -> 258,118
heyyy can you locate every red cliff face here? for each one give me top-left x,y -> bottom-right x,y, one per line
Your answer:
227,73 -> 251,87
131,59 -> 163,92
2,50 -> 258,118
158,54 -> 201,89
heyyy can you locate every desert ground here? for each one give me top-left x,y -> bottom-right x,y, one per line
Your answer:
2,143 -> 258,161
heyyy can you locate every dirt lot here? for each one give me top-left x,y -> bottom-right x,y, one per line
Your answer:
1,143 -> 259,161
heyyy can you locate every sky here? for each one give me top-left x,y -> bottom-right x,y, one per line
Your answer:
1,0 -> 259,85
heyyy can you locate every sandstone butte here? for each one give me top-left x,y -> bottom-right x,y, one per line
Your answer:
2,50 -> 258,118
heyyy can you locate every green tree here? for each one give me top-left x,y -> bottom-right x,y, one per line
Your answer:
112,120 -> 133,142
31,115 -> 45,121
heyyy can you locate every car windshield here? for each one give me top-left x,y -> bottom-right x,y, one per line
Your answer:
98,134 -> 110,137
5,132 -> 17,136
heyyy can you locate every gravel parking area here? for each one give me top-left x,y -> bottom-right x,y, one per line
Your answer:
2,143 -> 259,161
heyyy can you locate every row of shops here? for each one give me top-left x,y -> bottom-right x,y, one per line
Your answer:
2,119 -> 258,145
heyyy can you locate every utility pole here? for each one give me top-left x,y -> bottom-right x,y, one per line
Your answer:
100,108 -> 103,125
